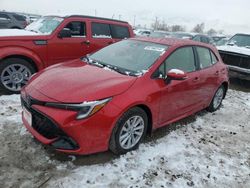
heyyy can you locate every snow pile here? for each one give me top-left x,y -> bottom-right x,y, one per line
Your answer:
0,90 -> 250,188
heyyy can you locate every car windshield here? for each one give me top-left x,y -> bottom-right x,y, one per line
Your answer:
88,40 -> 168,76
228,34 -> 250,47
25,16 -> 63,34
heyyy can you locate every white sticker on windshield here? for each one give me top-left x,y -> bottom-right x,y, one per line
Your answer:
144,46 -> 165,52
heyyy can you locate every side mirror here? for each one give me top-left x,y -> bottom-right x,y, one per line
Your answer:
166,69 -> 187,81
227,41 -> 235,46
58,28 -> 71,38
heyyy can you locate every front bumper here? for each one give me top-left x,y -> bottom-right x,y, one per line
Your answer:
21,95 -> 121,155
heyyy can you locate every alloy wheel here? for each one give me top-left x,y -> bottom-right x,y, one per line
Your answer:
1,64 -> 32,92
119,115 -> 145,150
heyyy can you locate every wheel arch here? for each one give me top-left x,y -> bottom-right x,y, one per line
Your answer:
123,104 -> 153,135
0,55 -> 39,72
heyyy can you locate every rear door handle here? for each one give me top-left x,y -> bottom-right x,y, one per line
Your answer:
82,40 -> 90,45
214,71 -> 219,76
193,77 -> 200,82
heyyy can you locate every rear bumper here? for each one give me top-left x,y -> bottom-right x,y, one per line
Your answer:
228,66 -> 250,81
228,65 -> 250,74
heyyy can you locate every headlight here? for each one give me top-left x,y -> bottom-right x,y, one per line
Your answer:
45,98 -> 112,120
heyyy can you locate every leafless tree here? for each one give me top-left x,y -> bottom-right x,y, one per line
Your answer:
192,23 -> 205,33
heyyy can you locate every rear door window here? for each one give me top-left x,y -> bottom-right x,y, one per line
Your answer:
210,51 -> 218,64
111,25 -> 129,39
196,47 -> 213,68
92,23 -> 111,38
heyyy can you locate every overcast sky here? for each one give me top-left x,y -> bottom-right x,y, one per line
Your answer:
1,0 -> 250,34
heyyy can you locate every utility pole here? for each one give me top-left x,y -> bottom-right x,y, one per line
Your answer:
94,9 -> 97,16
155,16 -> 158,30
118,14 -> 122,20
133,15 -> 136,28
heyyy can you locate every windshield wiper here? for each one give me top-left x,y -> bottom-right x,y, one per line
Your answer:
27,29 -> 39,33
82,57 -> 138,76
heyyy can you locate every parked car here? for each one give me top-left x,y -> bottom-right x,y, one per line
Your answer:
212,36 -> 227,43
0,15 -> 134,93
192,34 -> 214,44
134,29 -> 151,36
217,33 -> 250,80
21,38 -> 229,155
215,37 -> 229,46
150,30 -> 171,38
0,11 -> 28,29
169,32 -> 194,39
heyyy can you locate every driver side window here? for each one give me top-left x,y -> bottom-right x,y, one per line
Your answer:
63,21 -> 86,37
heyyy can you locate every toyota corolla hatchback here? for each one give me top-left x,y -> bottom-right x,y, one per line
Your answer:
21,38 -> 229,155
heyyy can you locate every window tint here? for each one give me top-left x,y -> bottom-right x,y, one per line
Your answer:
111,25 -> 129,39
13,14 -> 26,21
92,23 -> 111,38
210,51 -> 218,64
197,47 -> 213,68
64,21 -> 86,37
164,47 -> 196,73
0,13 -> 10,20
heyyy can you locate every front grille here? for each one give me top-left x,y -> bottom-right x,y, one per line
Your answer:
219,51 -> 250,69
21,96 -> 64,139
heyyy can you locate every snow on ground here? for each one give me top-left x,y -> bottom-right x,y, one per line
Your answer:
0,89 -> 250,188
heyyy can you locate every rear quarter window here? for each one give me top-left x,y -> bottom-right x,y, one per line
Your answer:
111,25 -> 130,39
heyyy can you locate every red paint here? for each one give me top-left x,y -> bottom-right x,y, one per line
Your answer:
22,38 -> 229,155
0,16 -> 134,70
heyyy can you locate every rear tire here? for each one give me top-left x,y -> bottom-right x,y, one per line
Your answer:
207,85 -> 225,112
109,107 -> 148,155
0,58 -> 35,94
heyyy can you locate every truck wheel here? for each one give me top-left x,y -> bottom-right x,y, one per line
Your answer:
0,58 -> 35,94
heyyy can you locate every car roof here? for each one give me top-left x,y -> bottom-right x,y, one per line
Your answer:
44,14 -> 128,24
132,37 -> 213,48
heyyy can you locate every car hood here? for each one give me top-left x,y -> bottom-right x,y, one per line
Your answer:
218,45 -> 250,56
0,29 -> 47,40
27,60 -> 137,103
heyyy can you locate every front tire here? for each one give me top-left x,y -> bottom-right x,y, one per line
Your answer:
207,85 -> 225,112
0,58 -> 35,94
109,107 -> 148,155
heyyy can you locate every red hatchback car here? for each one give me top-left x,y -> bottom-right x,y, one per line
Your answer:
21,38 -> 229,155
